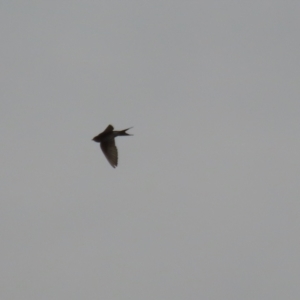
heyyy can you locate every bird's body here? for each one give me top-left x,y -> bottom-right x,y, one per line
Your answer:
92,125 -> 132,168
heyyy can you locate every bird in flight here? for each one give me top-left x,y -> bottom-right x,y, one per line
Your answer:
92,124 -> 133,168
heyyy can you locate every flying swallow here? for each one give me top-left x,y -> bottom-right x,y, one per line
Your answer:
92,124 -> 133,168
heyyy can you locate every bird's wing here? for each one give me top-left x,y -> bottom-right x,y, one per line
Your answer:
103,124 -> 114,132
100,140 -> 118,168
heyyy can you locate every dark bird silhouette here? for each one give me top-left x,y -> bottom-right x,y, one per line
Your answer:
92,125 -> 133,168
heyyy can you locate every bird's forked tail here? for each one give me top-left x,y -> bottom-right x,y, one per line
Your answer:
118,127 -> 133,136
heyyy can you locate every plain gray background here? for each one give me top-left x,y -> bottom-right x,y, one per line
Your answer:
1,1 -> 300,299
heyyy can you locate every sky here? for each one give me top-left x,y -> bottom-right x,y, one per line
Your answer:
1,1 -> 300,299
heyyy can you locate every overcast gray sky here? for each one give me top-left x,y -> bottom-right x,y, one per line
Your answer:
1,1 -> 300,299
